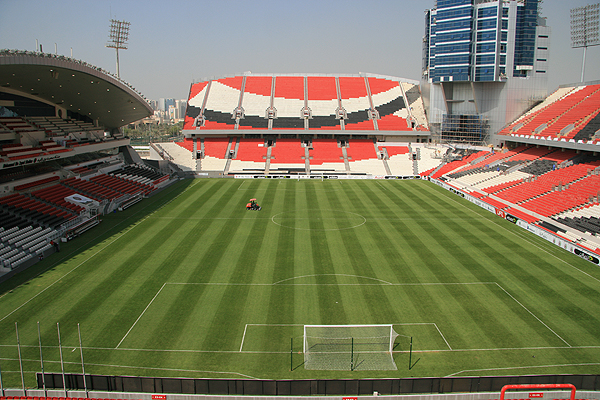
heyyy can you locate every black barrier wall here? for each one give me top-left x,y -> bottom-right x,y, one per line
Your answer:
37,373 -> 600,396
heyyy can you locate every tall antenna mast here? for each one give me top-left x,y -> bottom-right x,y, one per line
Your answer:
106,19 -> 131,79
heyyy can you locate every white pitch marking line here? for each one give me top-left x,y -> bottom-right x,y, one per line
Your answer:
433,323 -> 452,350
115,282 -> 167,349
77,361 -> 259,380
0,220 -> 145,323
240,324 -> 248,352
445,192 -> 600,285
5,344 -> 600,356
272,273 -> 394,285
376,182 -> 388,191
445,362 -> 600,377
0,181 -> 192,319
494,282 -> 571,347
240,324 -> 303,352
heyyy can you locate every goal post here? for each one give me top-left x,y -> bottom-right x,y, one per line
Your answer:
303,324 -> 399,371
500,384 -> 576,400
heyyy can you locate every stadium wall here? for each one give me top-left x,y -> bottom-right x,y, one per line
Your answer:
32,373 -> 600,397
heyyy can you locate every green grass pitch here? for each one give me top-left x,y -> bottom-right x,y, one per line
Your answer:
1,178 -> 600,387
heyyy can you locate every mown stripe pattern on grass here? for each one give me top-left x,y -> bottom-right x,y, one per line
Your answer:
0,179 -> 600,385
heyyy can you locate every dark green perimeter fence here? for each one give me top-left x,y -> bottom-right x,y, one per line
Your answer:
37,373 -> 600,397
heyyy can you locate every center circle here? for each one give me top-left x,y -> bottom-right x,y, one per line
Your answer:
271,209 -> 366,231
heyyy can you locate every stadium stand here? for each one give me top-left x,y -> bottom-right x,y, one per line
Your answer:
0,50 -> 178,277
203,137 -> 230,158
368,77 -> 412,131
176,138 -> 194,152
499,83 -> 600,141
13,176 -> 60,192
493,163 -> 595,204
416,146 -> 445,174
238,76 -> 272,130
201,76 -> 243,129
339,76 -> 374,130
346,139 -> 378,161
381,144 -> 410,157
309,139 -> 344,165
555,203 -> 600,235
385,144 -> 415,176
402,82 -> 428,129
235,138 -> 268,162
307,76 -> 339,130
91,174 -> 153,196
31,184 -> 86,215
270,139 -> 306,164
272,76 -> 306,129
349,159 -> 387,175
183,73 -> 427,133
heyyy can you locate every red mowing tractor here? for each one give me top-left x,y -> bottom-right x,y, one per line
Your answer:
246,198 -> 261,211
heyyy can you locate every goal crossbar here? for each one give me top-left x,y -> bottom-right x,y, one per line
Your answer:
303,324 -> 398,371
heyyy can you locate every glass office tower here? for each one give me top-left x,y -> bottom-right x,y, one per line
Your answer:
422,0 -> 550,144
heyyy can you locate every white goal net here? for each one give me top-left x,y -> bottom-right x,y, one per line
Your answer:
303,324 -> 399,371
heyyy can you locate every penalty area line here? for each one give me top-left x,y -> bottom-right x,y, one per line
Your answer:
240,324 -> 248,352
240,323 -> 303,352
433,323 -> 452,350
494,282 -> 571,347
115,283 -> 167,349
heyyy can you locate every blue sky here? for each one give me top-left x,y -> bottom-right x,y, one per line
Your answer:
1,0 -> 599,100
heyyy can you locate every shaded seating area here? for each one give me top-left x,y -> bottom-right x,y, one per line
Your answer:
13,176 -> 60,191
61,177 -> 122,201
0,192 -> 74,228
91,174 -> 152,196
117,164 -> 164,184
31,184 -> 86,215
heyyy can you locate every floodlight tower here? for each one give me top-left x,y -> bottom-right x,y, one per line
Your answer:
571,3 -> 600,82
106,19 -> 130,79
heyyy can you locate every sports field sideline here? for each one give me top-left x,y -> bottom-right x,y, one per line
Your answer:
0,178 -> 599,387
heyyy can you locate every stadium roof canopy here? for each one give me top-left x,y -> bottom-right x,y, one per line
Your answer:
0,50 -> 152,129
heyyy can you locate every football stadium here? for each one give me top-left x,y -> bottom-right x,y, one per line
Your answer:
1,0 -> 600,399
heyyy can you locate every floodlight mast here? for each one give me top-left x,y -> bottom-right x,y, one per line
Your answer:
571,3 -> 600,82
106,19 -> 130,79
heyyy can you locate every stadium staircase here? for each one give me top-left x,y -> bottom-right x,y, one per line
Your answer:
378,144 -> 392,175
304,146 -> 311,174
341,147 -> 351,173
264,146 -> 272,174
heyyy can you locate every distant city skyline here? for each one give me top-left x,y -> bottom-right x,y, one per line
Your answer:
1,0 -> 599,101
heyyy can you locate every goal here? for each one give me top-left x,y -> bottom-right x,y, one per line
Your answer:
303,324 -> 399,371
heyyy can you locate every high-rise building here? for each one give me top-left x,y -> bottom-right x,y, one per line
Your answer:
157,98 -> 176,113
175,99 -> 186,120
422,0 -> 550,144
